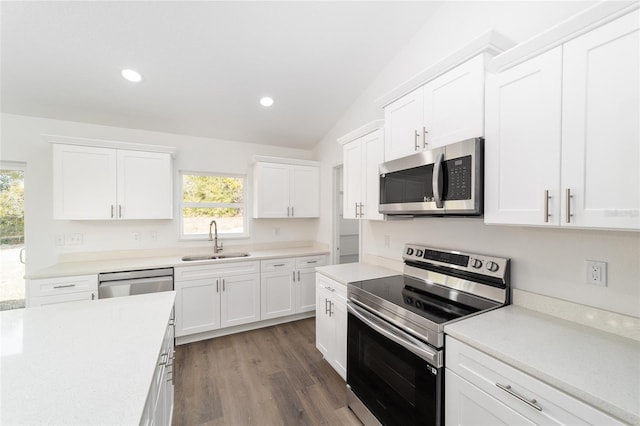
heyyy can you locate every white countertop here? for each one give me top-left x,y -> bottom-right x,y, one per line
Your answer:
315,262 -> 399,284
444,305 -> 640,425
0,292 -> 176,425
27,246 -> 330,279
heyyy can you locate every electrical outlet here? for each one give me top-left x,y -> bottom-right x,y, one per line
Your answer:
586,260 -> 607,286
67,233 -> 83,245
132,232 -> 141,242
55,234 -> 65,246
149,231 -> 157,241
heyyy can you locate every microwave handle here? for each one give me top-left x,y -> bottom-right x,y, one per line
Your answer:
432,152 -> 444,208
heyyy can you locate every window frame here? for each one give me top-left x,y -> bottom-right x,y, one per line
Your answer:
179,170 -> 249,240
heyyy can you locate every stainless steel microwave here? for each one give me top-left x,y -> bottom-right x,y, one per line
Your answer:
379,137 -> 483,216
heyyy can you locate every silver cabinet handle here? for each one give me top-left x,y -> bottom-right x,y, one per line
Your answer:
222,279 -> 225,291
53,284 -> 75,289
216,279 -> 219,293
565,188 -> 573,223
423,126 -> 428,148
325,298 -> 330,315
287,206 -> 290,217
544,190 -> 551,223
273,263 -> 285,267
307,260 -> 317,264
297,271 -> 300,281
292,271 -> 296,281
111,205 -> 114,218
414,129 -> 420,150
432,152 -> 444,209
19,248 -> 26,265
291,206 -> 294,217
355,202 -> 358,217
91,292 -> 95,300
496,383 -> 542,411
118,204 -> 122,218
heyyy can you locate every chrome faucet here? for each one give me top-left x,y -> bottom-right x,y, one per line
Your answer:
208,220 -> 223,253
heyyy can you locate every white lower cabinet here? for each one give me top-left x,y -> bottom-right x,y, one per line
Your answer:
261,255 -> 327,320
142,317 -> 175,426
445,337 -> 624,426
315,273 -> 347,380
26,274 -> 98,307
174,261 -> 260,337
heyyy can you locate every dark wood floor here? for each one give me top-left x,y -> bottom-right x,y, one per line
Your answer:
173,318 -> 361,426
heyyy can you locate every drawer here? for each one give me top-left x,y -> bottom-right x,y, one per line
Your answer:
295,255 -> 327,269
175,261 -> 259,281
29,291 -> 96,307
445,337 -> 623,425
261,258 -> 295,272
316,273 -> 347,301
29,274 -> 98,298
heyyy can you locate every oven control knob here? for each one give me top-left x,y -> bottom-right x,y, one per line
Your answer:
415,301 -> 423,309
415,249 -> 424,257
406,248 -> 414,256
486,261 -> 499,272
405,296 -> 413,305
470,258 -> 483,269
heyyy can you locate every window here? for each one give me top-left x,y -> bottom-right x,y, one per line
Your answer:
180,172 -> 247,238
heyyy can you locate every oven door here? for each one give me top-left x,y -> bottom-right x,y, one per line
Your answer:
347,302 -> 443,426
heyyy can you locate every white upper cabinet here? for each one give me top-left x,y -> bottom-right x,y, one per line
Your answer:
52,140 -> 174,220
485,5 -> 640,230
341,123 -> 385,220
561,10 -> 640,230
253,158 -> 320,218
485,48 -> 563,225
383,54 -> 488,161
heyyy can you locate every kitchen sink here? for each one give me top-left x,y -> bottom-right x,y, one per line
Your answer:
181,252 -> 250,261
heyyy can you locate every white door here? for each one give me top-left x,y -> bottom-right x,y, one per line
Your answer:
561,10 -> 640,230
361,129 -> 384,220
260,269 -> 295,320
220,273 -> 260,328
343,140 -> 362,219
290,165 -> 319,217
384,87 -> 424,161
0,164 -> 25,311
423,55 -> 485,148
175,278 -> 220,337
117,150 -> 172,219
484,47 -> 563,226
295,268 -> 316,313
315,284 -> 332,359
254,162 -> 289,217
53,144 -> 116,220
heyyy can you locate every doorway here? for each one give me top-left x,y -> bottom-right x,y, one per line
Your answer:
333,164 -> 359,264
0,163 -> 26,310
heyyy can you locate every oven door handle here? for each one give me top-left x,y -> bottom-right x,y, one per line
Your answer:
347,302 -> 441,366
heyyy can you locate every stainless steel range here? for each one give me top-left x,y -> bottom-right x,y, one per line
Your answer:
346,244 -> 510,426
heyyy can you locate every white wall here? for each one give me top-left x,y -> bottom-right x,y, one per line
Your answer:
313,1 -> 640,318
1,113 -> 318,273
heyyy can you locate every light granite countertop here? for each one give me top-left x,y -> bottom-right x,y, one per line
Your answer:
315,262 -> 399,284
26,246 -> 330,279
445,305 -> 640,425
0,291 -> 176,425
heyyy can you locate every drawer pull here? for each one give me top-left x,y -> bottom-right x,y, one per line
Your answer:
306,260 -> 317,264
273,263 -> 285,267
496,383 -> 542,412
53,284 -> 76,289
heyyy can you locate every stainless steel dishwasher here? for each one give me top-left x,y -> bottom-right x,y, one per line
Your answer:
98,267 -> 174,299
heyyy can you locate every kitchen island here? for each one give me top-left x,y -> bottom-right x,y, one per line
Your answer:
0,291 -> 175,425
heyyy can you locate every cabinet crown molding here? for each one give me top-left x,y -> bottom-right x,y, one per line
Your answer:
375,29 -> 515,108
44,134 -> 177,156
336,120 -> 384,145
488,0 -> 640,72
252,155 -> 319,167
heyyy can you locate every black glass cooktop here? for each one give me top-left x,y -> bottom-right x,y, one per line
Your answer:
349,275 -> 494,325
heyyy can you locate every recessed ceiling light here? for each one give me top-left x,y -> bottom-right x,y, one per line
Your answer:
260,96 -> 274,107
121,69 -> 142,83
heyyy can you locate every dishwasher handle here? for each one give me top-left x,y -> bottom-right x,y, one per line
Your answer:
98,268 -> 173,282
98,276 -> 173,288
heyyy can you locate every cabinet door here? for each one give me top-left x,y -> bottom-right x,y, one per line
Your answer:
561,10 -> 640,230
361,129 -> 385,220
254,162 -> 289,218
384,87 -> 424,161
423,55 -> 485,149
445,369 -> 534,426
290,165 -> 320,218
117,150 -> 172,219
220,273 -> 260,328
295,268 -> 317,313
315,283 -> 332,359
261,269 -> 295,320
343,140 -> 363,219
484,47 -> 563,226
331,295 -> 347,380
53,144 -> 117,220
175,278 -> 220,337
